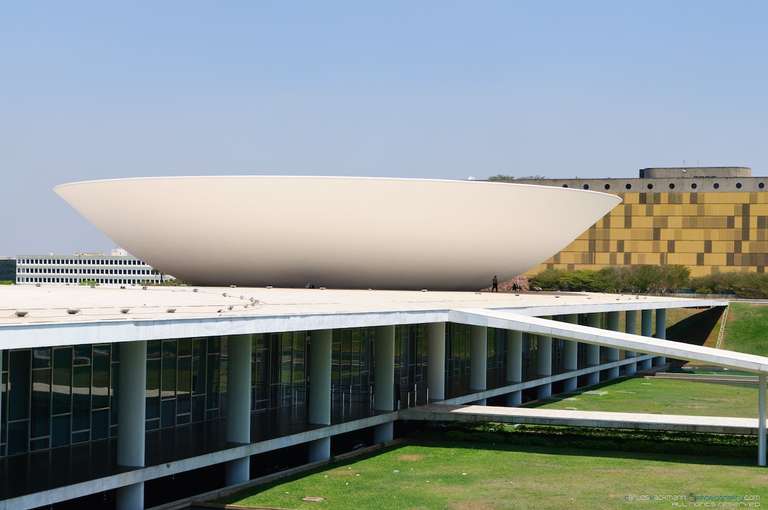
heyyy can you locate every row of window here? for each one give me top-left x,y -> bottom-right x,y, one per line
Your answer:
17,258 -> 150,266
17,277 -> 161,284
18,267 -> 156,275
565,182 -> 766,191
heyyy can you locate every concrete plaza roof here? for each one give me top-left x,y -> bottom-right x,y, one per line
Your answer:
0,285 -> 726,350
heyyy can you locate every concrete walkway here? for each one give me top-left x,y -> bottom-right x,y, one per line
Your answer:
401,404 -> 762,435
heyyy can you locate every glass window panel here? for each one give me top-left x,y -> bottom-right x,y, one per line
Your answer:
73,345 -> 91,366
206,354 -> 219,411
91,409 -> 109,440
72,430 -> 89,444
192,348 -> 205,396
147,340 -> 161,360
92,345 -> 110,409
9,350 -> 31,421
145,359 -> 160,420
178,338 -> 192,357
32,348 -> 51,369
52,348 -> 72,415
31,368 -> 51,438
161,399 -> 176,428
110,363 -> 119,426
30,437 -> 49,451
192,395 -> 205,422
162,341 -> 177,397
8,420 -> 29,455
52,414 -> 71,447
72,366 -> 91,432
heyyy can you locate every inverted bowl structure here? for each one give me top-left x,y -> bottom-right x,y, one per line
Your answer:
55,176 -> 620,290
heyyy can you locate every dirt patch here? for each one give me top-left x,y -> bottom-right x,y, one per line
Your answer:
398,454 -> 425,462
449,500 -> 497,510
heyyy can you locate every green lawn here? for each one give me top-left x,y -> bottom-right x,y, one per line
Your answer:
530,377 -> 758,417
224,443 -> 768,509
722,302 -> 768,356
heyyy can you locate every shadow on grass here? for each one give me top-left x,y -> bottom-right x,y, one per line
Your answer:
410,422 -> 758,467
221,425 -> 760,506
522,377 -> 637,408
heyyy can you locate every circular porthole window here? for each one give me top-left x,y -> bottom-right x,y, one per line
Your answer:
625,183 -> 632,190
760,182 -> 765,189
736,182 -> 742,189
604,183 -> 611,190
647,183 -> 654,190
714,183 -> 720,189
691,183 -> 698,189
583,184 -> 590,190
669,183 -> 675,189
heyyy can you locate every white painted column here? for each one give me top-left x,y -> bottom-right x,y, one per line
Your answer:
308,329 -> 332,462
625,310 -> 638,376
373,325 -> 395,443
585,314 -> 601,386
427,323 -> 446,402
226,334 -> 253,485
655,308 -> 667,367
470,325 -> 487,404
116,340 -> 147,510
605,312 -> 621,380
505,330 -> 523,406
759,374 -> 766,467
536,317 -> 552,399
560,314 -> 579,392
640,310 -> 653,371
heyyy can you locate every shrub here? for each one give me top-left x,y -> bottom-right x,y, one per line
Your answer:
529,265 -> 690,294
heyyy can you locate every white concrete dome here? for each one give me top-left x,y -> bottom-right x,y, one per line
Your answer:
55,176 -> 620,290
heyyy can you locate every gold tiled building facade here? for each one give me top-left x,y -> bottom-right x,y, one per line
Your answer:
515,167 -> 768,277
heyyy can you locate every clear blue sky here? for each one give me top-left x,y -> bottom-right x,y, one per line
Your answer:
2,1 -> 767,253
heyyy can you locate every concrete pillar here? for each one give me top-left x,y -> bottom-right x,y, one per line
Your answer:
625,310 -> 638,376
585,314 -> 601,386
226,334 -> 253,485
655,308 -> 667,366
308,437 -> 331,463
427,323 -> 446,402
560,314 -> 579,392
604,312 -> 621,380
536,317 -> 552,399
373,325 -> 395,443
374,326 -> 395,412
640,309 -> 654,371
116,340 -> 147,510
505,330 -> 522,406
309,330 -> 332,426
759,374 -> 766,467
470,325 -> 487,404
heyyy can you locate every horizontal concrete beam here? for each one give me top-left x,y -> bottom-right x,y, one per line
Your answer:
450,308 -> 768,374
0,299 -> 726,350
401,404 -> 761,435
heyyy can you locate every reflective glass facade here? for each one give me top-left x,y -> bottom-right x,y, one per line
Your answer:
394,324 -> 428,408
331,328 -> 373,420
486,328 -> 508,389
444,323 -> 471,399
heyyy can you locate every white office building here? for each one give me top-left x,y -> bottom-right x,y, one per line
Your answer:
15,249 -> 167,286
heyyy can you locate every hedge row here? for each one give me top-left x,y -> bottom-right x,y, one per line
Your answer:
530,265 -> 768,298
